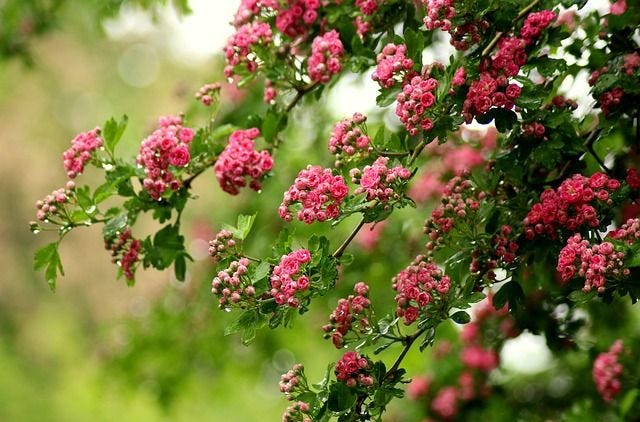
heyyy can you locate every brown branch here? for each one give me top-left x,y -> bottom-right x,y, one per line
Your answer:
384,327 -> 428,380
480,0 -> 542,57
332,217 -> 366,259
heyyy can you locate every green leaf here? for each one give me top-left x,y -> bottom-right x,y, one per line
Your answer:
225,309 -> 265,345
376,86 -> 401,108
327,382 -> 357,412
102,115 -> 128,156
103,213 -> 128,239
261,109 -> 286,143
627,249 -> 640,268
237,214 -> 256,240
174,254 -> 186,281
403,27 -> 424,63
621,388 -> 639,417
34,242 -> 64,291
93,182 -> 118,204
450,310 -> 471,324
251,260 -> 271,283
493,281 -> 524,310
568,289 -> 597,303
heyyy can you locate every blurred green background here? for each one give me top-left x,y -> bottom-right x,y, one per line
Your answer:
0,1 -> 434,420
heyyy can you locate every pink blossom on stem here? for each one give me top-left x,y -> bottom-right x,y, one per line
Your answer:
593,340 -> 624,402
395,74 -> 438,135
372,43 -> 414,88
335,351 -> 374,388
279,165 -> 348,223
352,157 -> 411,202
308,30 -> 344,84
224,21 -> 272,78
136,115 -> 194,200
62,128 -> 103,179
392,255 -> 451,325
215,128 -> 274,195
524,173 -> 621,240
270,249 -> 312,308
610,0 -> 627,15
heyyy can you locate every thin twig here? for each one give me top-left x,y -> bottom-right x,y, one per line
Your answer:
332,217 -> 366,259
480,0 -> 541,57
285,83 -> 318,113
384,327 -> 428,380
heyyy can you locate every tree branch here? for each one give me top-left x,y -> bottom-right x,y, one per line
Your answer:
480,0 -> 541,57
332,217 -> 366,259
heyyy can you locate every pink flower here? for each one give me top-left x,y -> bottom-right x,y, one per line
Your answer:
593,340 -> 624,402
280,166 -> 348,224
372,43 -> 413,88
308,31 -> 344,84
610,0 -> 627,15
137,115 -> 193,199
62,128 -> 103,179
169,145 -> 190,167
215,128 -> 273,195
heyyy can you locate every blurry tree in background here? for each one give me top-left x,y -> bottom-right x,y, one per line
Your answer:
6,0 -> 640,420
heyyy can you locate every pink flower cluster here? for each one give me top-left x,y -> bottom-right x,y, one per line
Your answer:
371,43 -> 414,88
599,87 -> 624,116
421,0 -> 488,50
461,11 -> 554,122
276,0 -> 320,39
328,112 -> 372,160
278,165 -> 348,223
223,21 -> 273,78
211,258 -> 257,308
392,255 -> 451,325
264,79 -> 277,103
609,218 -> 640,244
524,173 -> 620,240
522,121 -> 546,140
557,234 -> 627,293
627,169 -> 640,190
588,66 -> 608,86
395,74 -> 438,135
520,10 -> 557,43
355,0 -> 378,15
208,229 -> 237,262
610,0 -> 627,15
335,351 -> 374,388
137,115 -> 194,200
409,296 -> 517,420
215,128 -> 274,195
62,128 -> 103,179
195,82 -> 221,107
308,30 -> 344,84
410,130 -> 492,203
422,0 -> 455,32
463,71 -> 522,123
431,386 -> 458,419
233,0 -> 279,27
35,181 -> 75,222
593,340 -> 624,402
279,363 -> 306,399
424,176 -> 483,250
270,249 -> 312,307
282,401 -> 311,422
105,228 -> 141,281
470,225 -> 519,281
460,296 -> 517,372
351,157 -> 411,202
322,282 -> 371,348
622,52 -> 640,75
